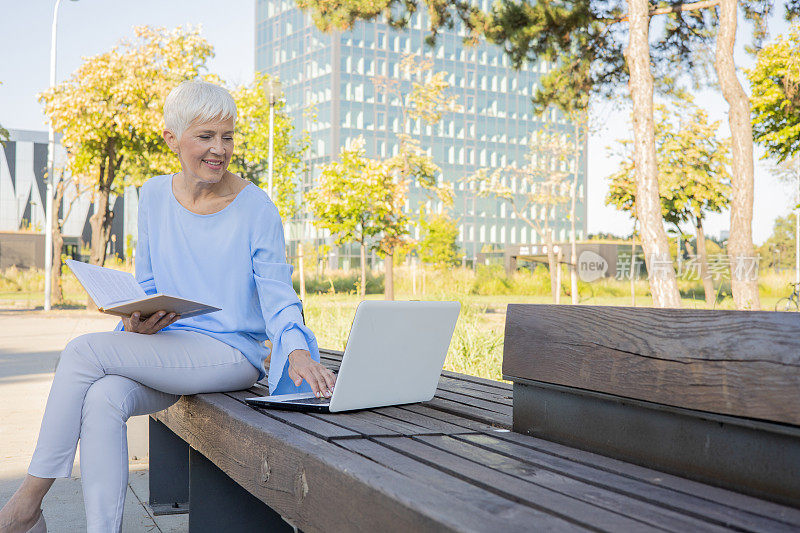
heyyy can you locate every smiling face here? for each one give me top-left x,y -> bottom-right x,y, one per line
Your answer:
164,116 -> 235,185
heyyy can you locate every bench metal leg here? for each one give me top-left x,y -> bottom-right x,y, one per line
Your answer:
148,417 -> 190,515
188,447 -> 293,533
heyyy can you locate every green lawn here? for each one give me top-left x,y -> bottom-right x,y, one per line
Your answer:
1,265 -> 795,382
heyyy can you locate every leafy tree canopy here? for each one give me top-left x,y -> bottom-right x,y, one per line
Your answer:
606,93 -> 731,226
294,0 -> 774,113
418,211 -> 460,268
750,24 -> 800,163
39,26 -> 215,192
758,212 -> 798,269
229,72 -> 310,219
306,137 -> 387,247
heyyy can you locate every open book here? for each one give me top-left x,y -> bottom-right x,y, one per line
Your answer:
66,259 -> 221,319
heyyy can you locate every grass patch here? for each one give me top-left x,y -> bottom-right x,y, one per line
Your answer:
4,264 -> 798,381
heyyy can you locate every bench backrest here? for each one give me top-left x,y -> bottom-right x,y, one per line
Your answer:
502,304 -> 800,426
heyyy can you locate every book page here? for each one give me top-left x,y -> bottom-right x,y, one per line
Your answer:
66,259 -> 146,308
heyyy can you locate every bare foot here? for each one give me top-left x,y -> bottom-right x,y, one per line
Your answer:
0,496 -> 41,533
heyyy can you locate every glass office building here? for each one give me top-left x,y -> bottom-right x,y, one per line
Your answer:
255,0 -> 587,266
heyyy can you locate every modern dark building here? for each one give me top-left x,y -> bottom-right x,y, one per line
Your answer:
255,1 -> 588,267
0,129 -> 130,268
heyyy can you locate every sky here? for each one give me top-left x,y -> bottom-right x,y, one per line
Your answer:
0,0 -> 794,245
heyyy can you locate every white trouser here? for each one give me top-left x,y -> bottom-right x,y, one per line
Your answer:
28,330 -> 260,533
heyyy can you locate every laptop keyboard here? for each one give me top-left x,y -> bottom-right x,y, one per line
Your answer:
282,397 -> 331,405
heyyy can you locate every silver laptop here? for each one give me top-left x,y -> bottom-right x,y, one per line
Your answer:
245,300 -> 460,413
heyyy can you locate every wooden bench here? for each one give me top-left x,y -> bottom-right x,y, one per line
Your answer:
503,304 -> 800,507
147,338 -> 800,531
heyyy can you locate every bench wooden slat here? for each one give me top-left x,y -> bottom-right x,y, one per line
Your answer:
441,368 -> 513,390
433,389 -> 512,415
424,396 -> 512,428
225,390 -> 360,441
307,411 -> 404,437
453,433 -> 800,532
336,438 -> 587,532
338,409 -> 455,436
414,435 -> 732,533
398,403 -> 506,432
375,436 -> 664,532
437,375 -> 513,404
154,393 -> 513,532
372,406 -> 474,435
484,429 -> 800,527
502,304 -> 800,425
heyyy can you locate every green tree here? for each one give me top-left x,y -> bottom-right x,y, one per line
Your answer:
229,72 -> 310,219
39,26 -> 214,270
467,125 -> 571,302
50,170 -> 92,305
607,97 -> 731,306
418,212 -> 460,268
759,213 -> 798,271
306,138 -> 385,297
296,0 -> 778,309
372,53 -> 457,299
750,25 -> 800,168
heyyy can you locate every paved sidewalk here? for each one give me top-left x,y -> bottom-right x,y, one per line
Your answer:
0,309 -> 188,532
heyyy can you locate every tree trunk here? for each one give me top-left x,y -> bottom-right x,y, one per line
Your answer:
89,143 -> 119,269
695,218 -> 716,307
555,247 -> 563,304
359,241 -> 367,298
50,182 -> 65,306
682,236 -> 694,259
384,249 -> 394,300
89,187 -> 114,268
545,229 -> 558,302
630,226 -> 637,307
570,122 -> 580,305
714,0 -> 761,310
625,0 -> 682,308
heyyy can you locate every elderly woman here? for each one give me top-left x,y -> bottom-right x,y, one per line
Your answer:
0,80 -> 335,533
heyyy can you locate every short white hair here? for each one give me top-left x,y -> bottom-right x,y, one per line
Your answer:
164,80 -> 237,138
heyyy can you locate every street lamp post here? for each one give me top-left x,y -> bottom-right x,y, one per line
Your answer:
266,78 -> 281,199
44,0 -> 77,311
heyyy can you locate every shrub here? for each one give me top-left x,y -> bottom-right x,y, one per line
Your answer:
293,271 -> 384,295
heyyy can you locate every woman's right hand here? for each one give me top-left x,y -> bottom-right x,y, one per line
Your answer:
122,311 -> 180,335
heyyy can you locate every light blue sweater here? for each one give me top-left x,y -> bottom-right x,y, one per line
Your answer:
121,174 -> 319,394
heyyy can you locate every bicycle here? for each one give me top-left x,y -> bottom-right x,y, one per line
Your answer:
775,282 -> 800,312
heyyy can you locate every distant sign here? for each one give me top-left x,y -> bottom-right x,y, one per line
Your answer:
578,250 -> 608,282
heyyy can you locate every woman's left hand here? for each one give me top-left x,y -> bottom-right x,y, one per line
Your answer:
287,349 -> 336,398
